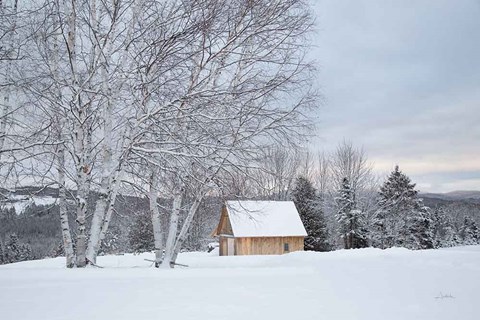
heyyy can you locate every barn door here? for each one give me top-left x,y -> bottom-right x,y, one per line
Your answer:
227,238 -> 235,256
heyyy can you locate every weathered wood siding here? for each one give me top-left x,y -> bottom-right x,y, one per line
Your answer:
216,206 -> 233,236
234,236 -> 304,255
219,237 -> 226,256
219,236 -> 234,256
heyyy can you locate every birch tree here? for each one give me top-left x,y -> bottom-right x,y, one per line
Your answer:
2,0 -> 318,268
10,0 -> 131,267
128,0 -> 317,267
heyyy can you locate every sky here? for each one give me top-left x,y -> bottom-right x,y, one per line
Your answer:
309,0 -> 480,193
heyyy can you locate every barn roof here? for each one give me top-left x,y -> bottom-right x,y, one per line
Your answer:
224,200 -> 307,237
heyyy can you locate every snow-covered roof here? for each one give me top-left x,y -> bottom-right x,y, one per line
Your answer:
225,200 -> 307,237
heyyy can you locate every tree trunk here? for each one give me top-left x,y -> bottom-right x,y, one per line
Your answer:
0,0 -> 18,157
64,0 -> 89,268
86,192 -> 108,264
56,121 -> 75,268
84,0 -> 107,266
86,0 -> 127,264
75,127 -> 89,268
149,170 -> 164,267
98,164 -> 122,249
170,194 -> 204,265
160,186 -> 183,268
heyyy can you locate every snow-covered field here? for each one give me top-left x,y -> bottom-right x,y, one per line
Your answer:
1,194 -> 58,214
1,246 -> 479,320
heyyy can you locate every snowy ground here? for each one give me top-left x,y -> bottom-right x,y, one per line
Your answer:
1,246 -> 479,320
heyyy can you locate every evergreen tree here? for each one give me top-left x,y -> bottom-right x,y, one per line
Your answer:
4,233 -> 20,263
408,206 -> 434,250
4,233 -> 33,263
51,241 -> 65,258
128,212 -> 155,253
335,177 -> 368,249
431,207 -> 459,248
100,225 -> 122,255
292,176 -> 330,251
460,216 -> 479,245
373,165 -> 434,249
51,240 -> 77,258
18,242 -> 33,261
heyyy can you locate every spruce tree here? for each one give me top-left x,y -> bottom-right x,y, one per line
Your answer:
374,165 -> 434,249
460,216 -> 479,245
51,241 -> 65,258
335,177 -> 368,249
292,176 -> 330,251
408,206 -> 434,250
431,207 -> 459,248
18,242 -> 33,261
4,233 -> 33,263
128,211 -> 155,253
4,233 -> 20,263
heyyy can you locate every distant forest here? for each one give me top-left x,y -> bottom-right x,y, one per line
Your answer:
1,179 -> 479,265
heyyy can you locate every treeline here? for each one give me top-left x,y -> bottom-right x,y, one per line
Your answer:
0,192 -> 222,264
293,166 -> 479,251
261,142 -> 480,251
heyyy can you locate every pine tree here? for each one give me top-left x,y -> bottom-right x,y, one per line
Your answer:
408,206 -> 434,249
4,233 -> 20,263
374,165 -> 434,249
18,242 -> 33,261
335,177 -> 368,249
128,211 -> 155,253
100,225 -> 121,255
51,241 -> 65,258
292,176 -> 330,251
51,239 -> 78,258
4,233 -> 33,263
431,207 -> 459,248
460,216 -> 479,245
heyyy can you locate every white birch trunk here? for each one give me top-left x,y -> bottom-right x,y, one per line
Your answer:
0,88 -> 10,158
170,194 -> 204,265
51,0 -> 75,267
149,169 -> 163,266
86,0 -> 111,264
86,190 -> 108,264
0,0 -> 18,158
160,186 -> 183,268
75,129 -> 88,267
85,91 -> 114,264
96,127 -> 130,257
65,0 -> 88,268
86,0 -> 137,264
97,161 -> 123,248
74,115 -> 89,268
56,121 -> 75,268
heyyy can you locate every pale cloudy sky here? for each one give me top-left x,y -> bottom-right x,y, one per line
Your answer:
309,0 -> 480,193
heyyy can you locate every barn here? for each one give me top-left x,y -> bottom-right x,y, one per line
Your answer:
211,200 -> 307,256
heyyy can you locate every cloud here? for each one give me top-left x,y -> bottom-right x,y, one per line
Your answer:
310,0 -> 480,192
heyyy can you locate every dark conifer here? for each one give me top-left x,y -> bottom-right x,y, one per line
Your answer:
374,166 -> 434,249
292,176 -> 330,251
335,177 -> 368,249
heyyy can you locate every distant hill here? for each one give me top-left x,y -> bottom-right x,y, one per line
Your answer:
421,190 -> 480,205
444,190 -> 480,200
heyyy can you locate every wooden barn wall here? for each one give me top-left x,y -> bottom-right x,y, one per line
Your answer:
234,236 -> 304,255
219,237 -> 228,256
